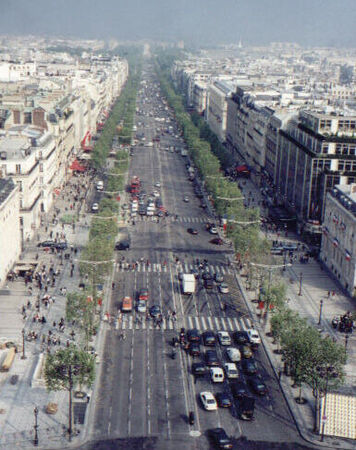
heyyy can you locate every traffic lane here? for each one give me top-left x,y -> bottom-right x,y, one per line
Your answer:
128,330 -> 149,437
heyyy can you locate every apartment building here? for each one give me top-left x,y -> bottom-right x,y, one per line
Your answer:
320,184 -> 356,297
205,81 -> 234,143
276,111 -> 356,237
0,178 -> 20,284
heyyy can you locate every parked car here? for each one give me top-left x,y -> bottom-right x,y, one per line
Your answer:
210,238 -> 224,245
115,241 -> 130,250
200,391 -> 217,411
187,228 -> 198,235
209,227 -> 218,235
91,203 -> 99,212
217,331 -> 231,346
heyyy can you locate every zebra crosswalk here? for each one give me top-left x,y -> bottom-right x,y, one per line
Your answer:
116,314 -> 252,332
140,216 -> 210,224
116,262 -> 233,274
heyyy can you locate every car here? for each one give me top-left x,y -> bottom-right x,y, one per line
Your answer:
209,227 -> 218,235
209,428 -> 233,449
183,196 -> 189,202
224,362 -> 239,379
139,288 -> 148,301
248,376 -> 268,396
219,283 -> 229,294
200,391 -> 217,411
136,300 -> 147,313
214,273 -> 224,284
241,358 -> 258,375
189,342 -> 201,357
37,240 -> 56,248
203,331 -> 216,346
91,203 -> 99,212
210,367 -> 224,383
202,271 -> 212,280
122,203 -> 129,210
200,202 -> 207,209
54,242 -> 68,250
234,330 -> 249,345
187,329 -> 201,343
154,182 -> 161,188
152,190 -> 160,197
121,296 -> 133,312
187,228 -> 198,235
204,279 -> 214,290
226,347 -> 241,362
149,305 -> 161,318
191,362 -> 207,377
139,208 -> 146,215
247,329 -> 261,346
241,345 -> 254,359
217,331 -> 231,346
210,238 -> 223,245
205,350 -> 219,366
115,241 -> 130,250
215,392 -> 232,408
231,380 -> 249,399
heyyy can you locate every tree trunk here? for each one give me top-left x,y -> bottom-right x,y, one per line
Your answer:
314,391 -> 320,433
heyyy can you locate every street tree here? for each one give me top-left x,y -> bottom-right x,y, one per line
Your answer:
44,345 -> 95,439
66,292 -> 98,348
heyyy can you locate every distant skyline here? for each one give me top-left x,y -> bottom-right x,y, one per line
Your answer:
0,0 -> 355,48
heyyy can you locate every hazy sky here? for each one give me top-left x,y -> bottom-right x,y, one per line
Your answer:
1,0 -> 355,47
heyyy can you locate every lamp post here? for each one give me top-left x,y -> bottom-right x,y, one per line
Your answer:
283,251 -> 287,271
33,406 -> 39,446
298,272 -> 303,296
21,328 -> 26,360
318,300 -> 323,325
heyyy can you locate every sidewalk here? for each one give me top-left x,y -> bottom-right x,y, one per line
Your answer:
0,171 -> 97,449
234,177 -> 355,447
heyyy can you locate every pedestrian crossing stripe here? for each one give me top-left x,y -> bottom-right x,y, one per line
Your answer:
141,216 -> 210,223
116,263 -> 232,274
116,314 -> 251,332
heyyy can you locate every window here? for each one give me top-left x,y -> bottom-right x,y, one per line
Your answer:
39,163 -> 43,173
16,164 -> 21,174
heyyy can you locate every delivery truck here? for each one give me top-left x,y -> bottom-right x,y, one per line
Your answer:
182,274 -> 196,295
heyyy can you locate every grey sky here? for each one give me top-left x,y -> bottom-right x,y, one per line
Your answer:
0,0 -> 355,47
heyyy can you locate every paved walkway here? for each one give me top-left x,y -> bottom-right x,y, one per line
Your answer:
235,178 -> 355,447
0,170 -> 98,449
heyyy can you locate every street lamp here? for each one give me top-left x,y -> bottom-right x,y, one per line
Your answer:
33,406 -> 39,446
298,272 -> 303,296
21,328 -> 26,360
318,300 -> 323,325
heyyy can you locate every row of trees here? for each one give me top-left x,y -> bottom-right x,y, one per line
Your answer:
271,307 -> 347,431
44,55 -> 141,439
155,59 -> 269,266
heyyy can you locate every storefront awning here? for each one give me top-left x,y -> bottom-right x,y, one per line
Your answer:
70,159 -> 86,172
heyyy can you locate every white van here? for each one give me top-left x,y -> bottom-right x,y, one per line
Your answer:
210,367 -> 224,383
96,180 -> 104,191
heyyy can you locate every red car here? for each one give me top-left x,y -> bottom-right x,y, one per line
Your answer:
210,238 -> 223,245
138,288 -> 148,301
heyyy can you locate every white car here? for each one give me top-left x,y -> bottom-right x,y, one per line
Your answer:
209,227 -> 218,235
224,362 -> 239,379
183,196 -> 189,202
136,300 -> 147,313
247,329 -> 261,345
200,391 -> 217,411
219,283 -> 229,294
226,347 -> 241,362
152,190 -> 160,198
91,203 -> 99,212
217,331 -> 231,346
210,367 -> 224,383
155,182 -> 161,188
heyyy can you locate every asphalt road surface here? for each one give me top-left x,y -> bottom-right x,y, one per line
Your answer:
87,64 -> 316,450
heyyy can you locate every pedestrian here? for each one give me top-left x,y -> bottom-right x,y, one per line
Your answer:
327,291 -> 331,298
